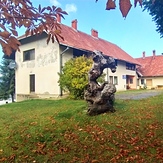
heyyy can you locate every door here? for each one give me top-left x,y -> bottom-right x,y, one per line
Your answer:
146,79 -> 152,87
30,74 -> 35,92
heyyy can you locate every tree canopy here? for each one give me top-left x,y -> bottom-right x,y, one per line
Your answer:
0,0 -> 162,57
0,0 -> 67,56
143,0 -> 163,38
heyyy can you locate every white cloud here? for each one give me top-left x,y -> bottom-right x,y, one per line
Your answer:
65,4 -> 77,14
50,0 -> 61,7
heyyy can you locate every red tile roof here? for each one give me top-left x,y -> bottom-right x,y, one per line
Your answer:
18,23 -> 139,65
59,24 -> 139,65
136,55 -> 163,77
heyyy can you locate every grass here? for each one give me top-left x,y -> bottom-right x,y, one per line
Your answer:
0,92 -> 163,163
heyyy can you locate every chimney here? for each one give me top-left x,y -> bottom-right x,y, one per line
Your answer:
71,19 -> 77,30
56,14 -> 61,23
143,51 -> 145,59
91,29 -> 98,38
153,50 -> 156,58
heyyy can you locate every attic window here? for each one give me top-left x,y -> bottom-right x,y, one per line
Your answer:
126,63 -> 135,71
23,49 -> 35,61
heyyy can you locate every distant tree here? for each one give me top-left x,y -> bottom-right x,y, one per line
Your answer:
0,58 -> 15,102
0,0 -> 67,56
143,0 -> 163,38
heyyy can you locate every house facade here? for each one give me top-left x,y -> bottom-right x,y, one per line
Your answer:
136,51 -> 163,89
15,18 -> 139,101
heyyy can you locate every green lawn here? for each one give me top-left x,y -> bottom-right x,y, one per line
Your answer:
0,93 -> 163,163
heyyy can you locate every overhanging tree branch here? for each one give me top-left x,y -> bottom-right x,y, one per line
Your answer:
0,0 -> 67,56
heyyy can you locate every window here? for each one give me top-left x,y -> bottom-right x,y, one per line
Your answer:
141,79 -> 144,85
115,59 -> 118,66
114,76 -> 118,85
130,78 -> 133,84
30,74 -> 35,92
126,63 -> 135,71
23,49 -> 35,61
109,76 -> 113,84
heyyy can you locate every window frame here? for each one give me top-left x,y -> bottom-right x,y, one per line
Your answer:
109,76 -> 113,84
141,79 -> 144,85
23,49 -> 35,62
129,78 -> 133,84
30,74 -> 35,92
126,62 -> 135,71
114,76 -> 118,85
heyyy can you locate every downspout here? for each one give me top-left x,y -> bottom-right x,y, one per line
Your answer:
60,46 -> 69,96
107,68 -> 109,82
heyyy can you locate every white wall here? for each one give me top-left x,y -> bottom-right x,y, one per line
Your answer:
152,77 -> 163,87
105,60 -> 137,91
15,37 -> 60,101
138,76 -> 163,89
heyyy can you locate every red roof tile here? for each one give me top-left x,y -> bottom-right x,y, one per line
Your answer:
58,24 -> 139,65
136,55 -> 163,77
18,23 -> 139,65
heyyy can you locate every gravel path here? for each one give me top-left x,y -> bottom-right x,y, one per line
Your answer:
115,90 -> 163,100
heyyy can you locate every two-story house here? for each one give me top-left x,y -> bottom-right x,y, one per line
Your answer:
15,17 -> 140,101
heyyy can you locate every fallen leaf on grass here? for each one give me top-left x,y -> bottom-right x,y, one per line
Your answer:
0,157 -> 7,162
91,160 -> 99,163
29,122 -> 38,126
32,142 -> 46,155
8,154 -> 16,161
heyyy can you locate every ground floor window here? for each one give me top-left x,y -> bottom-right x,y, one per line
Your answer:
30,74 -> 35,92
109,76 -> 113,84
141,79 -> 144,85
130,78 -> 133,84
109,76 -> 118,85
114,76 -> 118,85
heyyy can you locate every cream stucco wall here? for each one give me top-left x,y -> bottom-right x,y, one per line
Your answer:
104,60 -> 137,91
16,37 -> 61,101
152,77 -> 163,88
138,76 -> 163,89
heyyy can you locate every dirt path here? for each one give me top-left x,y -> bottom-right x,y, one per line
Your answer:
115,90 -> 163,100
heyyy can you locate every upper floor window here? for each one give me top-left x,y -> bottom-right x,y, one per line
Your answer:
23,49 -> 35,61
126,63 -> 135,71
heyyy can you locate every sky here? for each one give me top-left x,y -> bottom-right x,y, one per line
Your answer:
0,0 -> 162,61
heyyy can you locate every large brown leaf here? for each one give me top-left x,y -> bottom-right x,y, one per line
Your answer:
0,31 -> 11,38
106,0 -> 116,10
134,0 -> 142,7
119,0 -> 132,18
